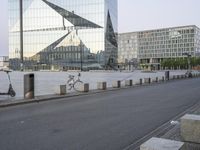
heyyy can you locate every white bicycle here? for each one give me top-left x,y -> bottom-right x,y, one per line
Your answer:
67,73 -> 83,91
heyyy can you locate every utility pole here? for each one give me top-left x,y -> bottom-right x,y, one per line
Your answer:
80,40 -> 83,71
20,0 -> 24,71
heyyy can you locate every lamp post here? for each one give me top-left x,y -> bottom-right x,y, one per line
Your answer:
80,40 -> 83,71
19,0 -> 24,71
76,29 -> 83,71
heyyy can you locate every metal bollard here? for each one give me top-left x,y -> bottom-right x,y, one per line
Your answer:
156,77 -> 158,82
165,71 -> 170,80
140,78 -> 143,85
24,73 -> 34,99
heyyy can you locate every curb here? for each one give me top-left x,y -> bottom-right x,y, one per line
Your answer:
0,76 -> 199,108
122,100 -> 200,150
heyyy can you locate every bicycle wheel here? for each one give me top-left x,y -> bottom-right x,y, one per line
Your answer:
67,83 -> 73,90
74,80 -> 83,91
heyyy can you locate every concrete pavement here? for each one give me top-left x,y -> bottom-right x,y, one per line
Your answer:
0,78 -> 200,150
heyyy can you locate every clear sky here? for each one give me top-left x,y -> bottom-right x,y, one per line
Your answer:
118,0 -> 200,33
0,0 -> 200,56
0,0 -> 8,56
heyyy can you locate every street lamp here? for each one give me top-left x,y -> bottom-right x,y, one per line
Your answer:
80,40 -> 83,71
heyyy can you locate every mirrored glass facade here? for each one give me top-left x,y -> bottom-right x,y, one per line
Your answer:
8,0 -> 118,71
0,56 -> 9,69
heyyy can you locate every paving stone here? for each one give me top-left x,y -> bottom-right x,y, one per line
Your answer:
140,137 -> 185,150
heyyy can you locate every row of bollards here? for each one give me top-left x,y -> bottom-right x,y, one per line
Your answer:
140,113 -> 200,150
23,71 -> 200,99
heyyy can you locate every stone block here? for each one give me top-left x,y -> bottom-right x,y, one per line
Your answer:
79,83 -> 89,92
135,79 -> 142,85
152,77 -> 158,82
181,114 -> 200,144
112,80 -> 121,88
156,77 -> 158,82
144,78 -> 151,84
125,80 -> 133,86
55,85 -> 66,95
140,137 -> 185,150
159,76 -> 165,82
97,82 -> 107,90
152,78 -> 156,82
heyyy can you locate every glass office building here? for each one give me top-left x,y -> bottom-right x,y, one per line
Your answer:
0,56 -> 9,70
118,33 -> 138,63
8,0 -> 118,71
118,33 -> 138,70
119,25 -> 200,69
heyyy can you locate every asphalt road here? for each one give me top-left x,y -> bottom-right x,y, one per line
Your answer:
0,78 -> 200,150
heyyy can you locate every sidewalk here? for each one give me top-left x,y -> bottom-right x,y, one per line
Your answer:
161,102 -> 200,149
0,77 -> 198,108
122,99 -> 200,150
0,84 -> 144,108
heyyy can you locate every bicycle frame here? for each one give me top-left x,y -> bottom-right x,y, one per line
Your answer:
67,73 -> 83,91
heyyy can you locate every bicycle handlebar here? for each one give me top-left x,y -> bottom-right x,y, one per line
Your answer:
68,75 -> 74,78
3,70 -> 12,73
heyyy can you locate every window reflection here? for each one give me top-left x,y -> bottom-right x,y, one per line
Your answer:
8,0 -> 118,70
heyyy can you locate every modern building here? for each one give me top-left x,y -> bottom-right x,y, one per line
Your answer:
119,25 -> 200,70
0,56 -> 9,70
118,32 -> 138,70
8,0 -> 118,71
